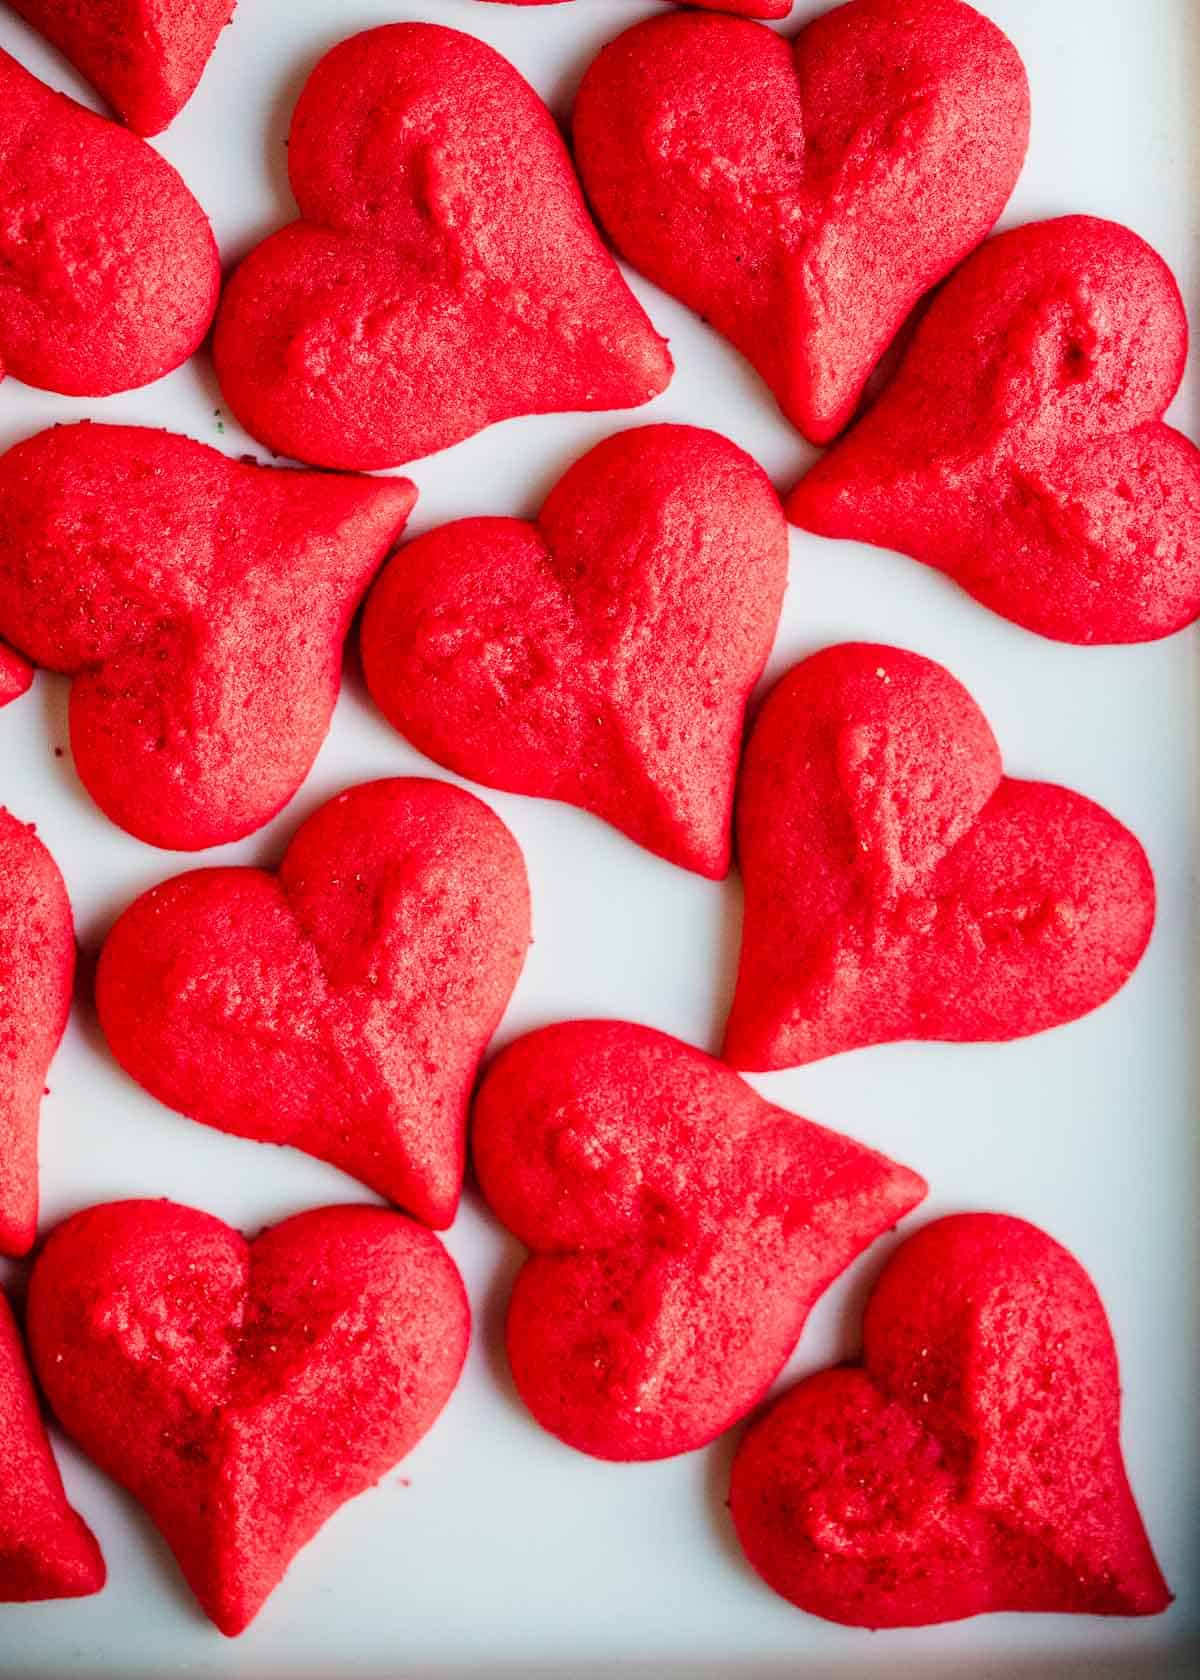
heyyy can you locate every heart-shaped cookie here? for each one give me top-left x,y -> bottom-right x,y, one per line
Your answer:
7,0 -> 235,134
472,1020 -> 926,1460
573,0 -> 1029,444
212,23 -> 672,471
28,1200 -> 469,1635
0,424 -> 415,850
789,217 -> 1200,643
361,425 -> 788,878
97,779 -> 530,1228
729,1213 -> 1171,1626
723,644 -> 1155,1070
0,809 -> 73,1258
1,1289 -> 104,1602
0,49 -> 218,395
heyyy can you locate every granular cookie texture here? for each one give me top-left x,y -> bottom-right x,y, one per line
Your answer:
97,778 -> 531,1229
0,1290 -> 105,1602
789,216 -> 1200,644
361,424 -> 788,878
729,1213 -> 1171,1627
472,1019 -> 925,1460
573,0 -> 1029,444
0,50 -> 219,394
7,0 -> 236,135
28,1200 -> 470,1636
724,643 -> 1155,1070
214,24 -> 672,470
0,424 -> 416,850
0,808 -> 74,1257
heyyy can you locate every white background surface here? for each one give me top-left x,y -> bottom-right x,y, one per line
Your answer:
0,1 -> 1196,1675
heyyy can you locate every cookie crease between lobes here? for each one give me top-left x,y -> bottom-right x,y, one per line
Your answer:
0,50 -> 219,394
361,424 -> 789,878
723,642 -> 1155,1070
573,0 -> 1029,444
213,23 -> 673,470
789,216 -> 1200,644
0,1290 -> 105,1602
96,778 -> 532,1229
729,1213 -> 1171,1626
472,1019 -> 926,1460
0,808 -> 74,1257
27,1201 -> 470,1635
0,424 -> 417,850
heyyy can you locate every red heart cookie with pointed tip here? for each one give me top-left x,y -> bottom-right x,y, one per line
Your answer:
7,0 -> 235,135
723,644 -> 1154,1071
28,1200 -> 469,1636
0,50 -> 218,395
1,1289 -> 104,1601
0,643 -> 31,706
730,1213 -> 1171,1626
573,0 -> 1029,445
0,424 -> 415,850
97,779 -> 530,1228
212,23 -> 672,472
789,217 -> 1200,644
0,808 -> 73,1258
472,1020 -> 926,1460
361,425 -> 788,879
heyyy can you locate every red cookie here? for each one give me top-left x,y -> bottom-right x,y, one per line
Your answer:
729,1213 -> 1171,1626
0,643 -> 32,707
213,24 -> 672,471
0,1290 -> 104,1602
724,644 -> 1154,1070
361,425 -> 788,878
472,1020 -> 926,1460
28,1201 -> 469,1636
0,424 -> 415,850
0,50 -> 218,395
0,809 -> 73,1258
789,217 -> 1200,644
97,779 -> 530,1229
573,0 -> 1029,445
7,0 -> 235,135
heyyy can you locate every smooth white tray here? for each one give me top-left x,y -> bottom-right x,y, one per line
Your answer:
0,1 -> 1196,1675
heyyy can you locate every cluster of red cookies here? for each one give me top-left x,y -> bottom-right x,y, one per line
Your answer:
0,0 -> 1187,1645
